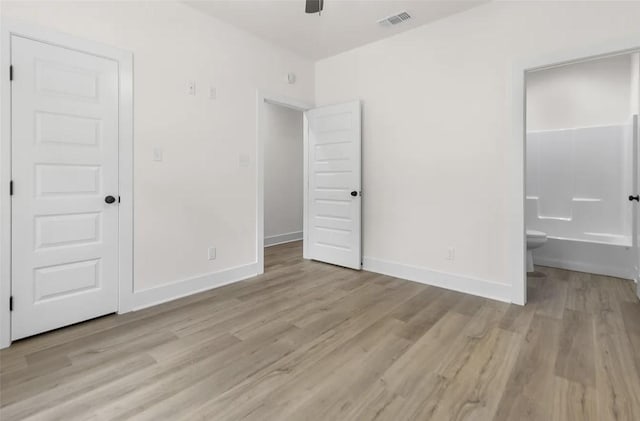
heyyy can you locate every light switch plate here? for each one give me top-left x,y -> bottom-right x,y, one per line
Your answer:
446,247 -> 455,260
239,154 -> 250,168
209,86 -> 217,100
208,247 -> 216,260
153,147 -> 163,162
188,80 -> 196,96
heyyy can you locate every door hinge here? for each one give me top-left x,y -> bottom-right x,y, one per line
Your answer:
9,296 -> 13,312
9,65 -> 13,81
9,180 -> 13,196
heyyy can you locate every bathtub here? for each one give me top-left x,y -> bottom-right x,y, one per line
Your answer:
525,123 -> 636,280
532,235 -> 635,279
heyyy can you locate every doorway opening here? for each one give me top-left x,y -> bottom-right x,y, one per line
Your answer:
262,100 -> 305,271
256,94 -> 362,275
523,51 -> 640,302
256,93 -> 311,274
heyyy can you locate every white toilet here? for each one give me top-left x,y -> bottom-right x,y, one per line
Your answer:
526,230 -> 547,273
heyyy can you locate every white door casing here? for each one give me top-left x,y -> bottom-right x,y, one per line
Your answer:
633,114 -> 640,300
11,36 -> 120,340
305,101 -> 362,270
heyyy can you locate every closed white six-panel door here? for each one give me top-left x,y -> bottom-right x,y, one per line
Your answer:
11,36 -> 119,340
306,101 -> 361,270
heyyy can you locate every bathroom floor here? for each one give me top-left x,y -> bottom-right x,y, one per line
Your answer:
1,242 -> 639,420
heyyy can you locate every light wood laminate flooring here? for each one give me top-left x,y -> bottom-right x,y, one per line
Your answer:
1,241 -> 639,420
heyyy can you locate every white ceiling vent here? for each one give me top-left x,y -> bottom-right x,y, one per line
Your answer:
378,11 -> 412,27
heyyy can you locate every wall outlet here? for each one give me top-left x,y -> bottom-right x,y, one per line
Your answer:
446,247 -> 455,261
188,80 -> 196,96
208,247 -> 216,260
209,86 -> 217,100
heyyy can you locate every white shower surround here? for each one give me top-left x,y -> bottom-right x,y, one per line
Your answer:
526,122 -> 634,246
526,121 -> 635,279
533,236 -> 635,280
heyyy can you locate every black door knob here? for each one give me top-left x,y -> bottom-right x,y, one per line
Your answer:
105,195 -> 116,204
350,191 -> 358,197
630,195 -> 640,202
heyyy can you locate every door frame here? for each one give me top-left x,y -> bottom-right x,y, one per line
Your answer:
0,19 -> 134,348
511,35 -> 640,305
256,91 -> 313,274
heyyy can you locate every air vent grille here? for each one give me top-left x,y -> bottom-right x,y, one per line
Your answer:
378,11 -> 411,26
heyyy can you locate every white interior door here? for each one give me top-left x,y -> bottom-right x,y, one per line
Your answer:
305,101 -> 361,270
11,36 -> 119,340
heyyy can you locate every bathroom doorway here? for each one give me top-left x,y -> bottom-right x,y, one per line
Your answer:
524,51 -> 640,301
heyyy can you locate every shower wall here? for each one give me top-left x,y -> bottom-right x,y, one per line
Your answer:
527,54 -> 634,131
526,123 -> 633,245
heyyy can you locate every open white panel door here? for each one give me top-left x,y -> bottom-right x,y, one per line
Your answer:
306,101 -> 361,270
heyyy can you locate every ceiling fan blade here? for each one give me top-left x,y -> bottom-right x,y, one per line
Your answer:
305,0 -> 324,14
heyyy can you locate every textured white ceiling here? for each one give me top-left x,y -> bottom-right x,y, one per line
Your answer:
184,0 -> 487,60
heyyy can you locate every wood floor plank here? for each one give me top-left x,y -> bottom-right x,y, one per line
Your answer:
594,292 -> 640,420
382,310 -> 471,397
620,301 -> 640,376
341,381 -> 407,421
1,242 -> 639,420
555,309 -> 596,387
428,327 -> 521,420
493,314 -> 563,421
552,376 -> 597,421
0,353 -> 157,420
565,271 -> 600,314
185,285 -> 424,421
532,274 -> 568,319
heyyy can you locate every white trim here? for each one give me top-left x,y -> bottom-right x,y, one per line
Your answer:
363,257 -> 512,304
535,257 -> 634,281
0,19 -> 11,349
256,91 -> 313,275
511,35 -> 640,307
302,113 -> 310,260
0,19 -> 134,348
118,46 -> 135,315
132,263 -> 258,311
265,231 -> 303,247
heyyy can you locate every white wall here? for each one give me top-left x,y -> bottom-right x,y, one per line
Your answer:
263,103 -> 303,245
632,53 -> 640,115
0,1 -> 314,297
527,54 -> 633,131
315,0 -> 640,301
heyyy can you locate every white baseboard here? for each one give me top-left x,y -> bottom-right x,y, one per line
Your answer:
264,231 -> 303,247
132,263 -> 259,311
362,257 -> 512,303
534,256 -> 634,280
